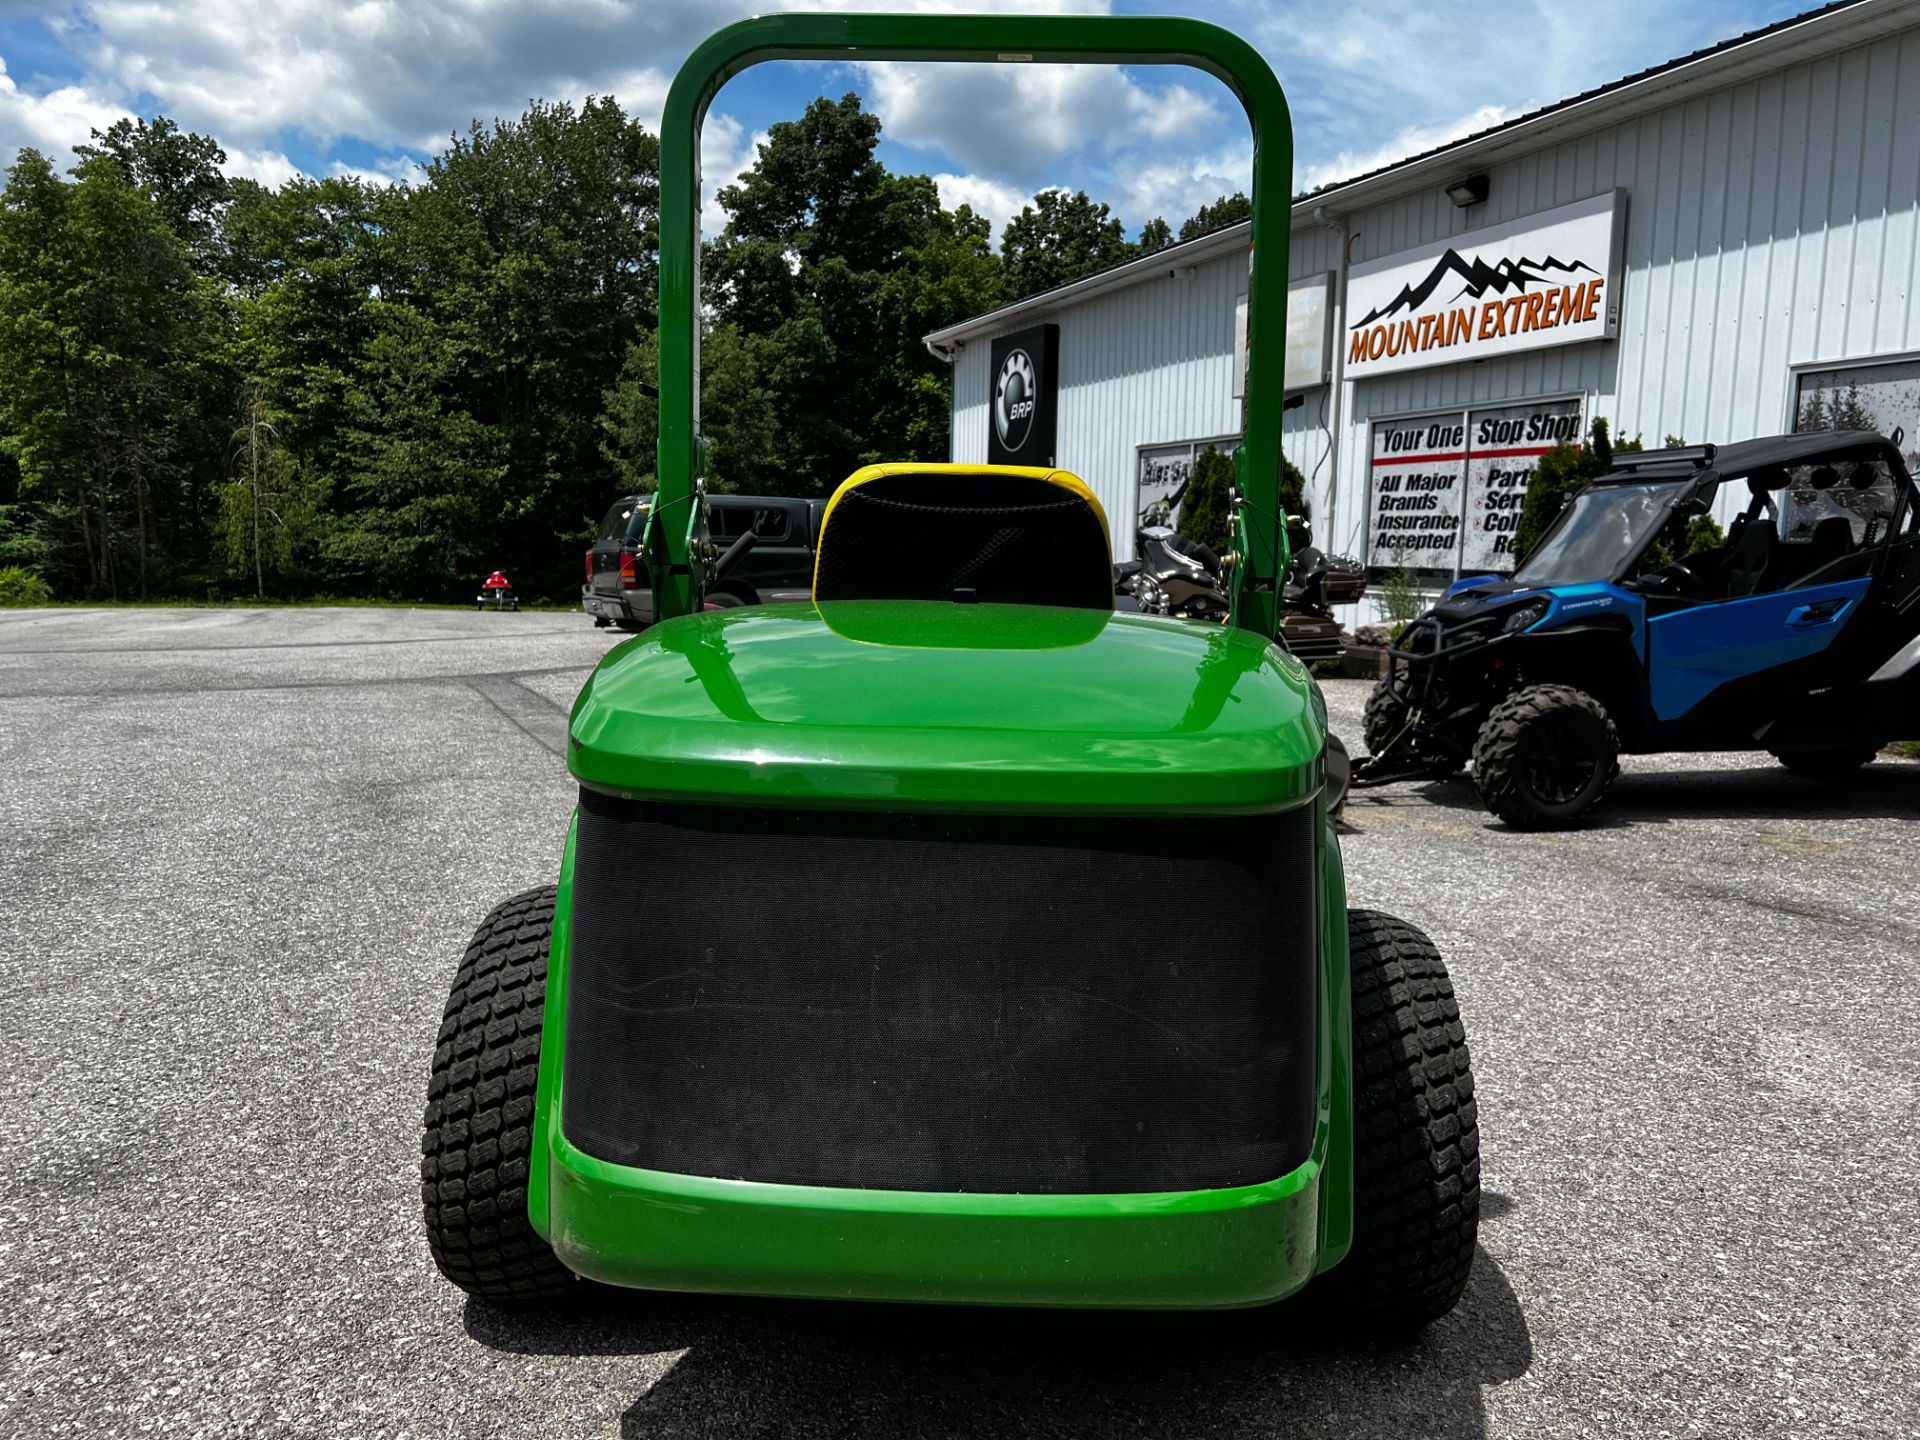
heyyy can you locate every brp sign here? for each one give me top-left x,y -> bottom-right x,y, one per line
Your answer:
987,324 -> 1059,466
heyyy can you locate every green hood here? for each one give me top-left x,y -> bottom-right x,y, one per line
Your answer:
568,601 -> 1326,814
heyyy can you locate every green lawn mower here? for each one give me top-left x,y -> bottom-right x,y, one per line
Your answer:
421,13 -> 1478,1325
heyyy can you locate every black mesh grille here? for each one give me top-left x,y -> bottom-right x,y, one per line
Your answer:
563,791 -> 1318,1194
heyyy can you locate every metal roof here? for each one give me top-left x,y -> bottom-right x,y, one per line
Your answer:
926,0 -> 1903,350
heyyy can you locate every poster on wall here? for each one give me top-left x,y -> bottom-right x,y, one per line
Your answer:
988,323 -> 1060,466
1345,190 -> 1625,380
1137,443 -> 1195,529
1136,437 -> 1240,530
1235,274 -> 1333,397
1367,416 -> 1466,568
1459,400 -> 1584,571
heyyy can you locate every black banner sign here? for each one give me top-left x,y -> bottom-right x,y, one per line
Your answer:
988,324 -> 1060,467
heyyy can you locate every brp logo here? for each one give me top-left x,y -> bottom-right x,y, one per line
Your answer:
995,348 -> 1037,450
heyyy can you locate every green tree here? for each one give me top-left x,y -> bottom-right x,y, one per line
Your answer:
700,93 -> 1003,496
327,302 -> 508,594
1180,446 -> 1235,554
325,97 -> 660,595
228,175 -> 393,541
76,116 -> 232,275
1178,447 -> 1306,558
1513,418 -> 1645,564
1136,216 -> 1173,252
1000,188 -> 1132,299
1179,191 -> 1252,240
0,147 -> 231,597
217,382 -> 325,594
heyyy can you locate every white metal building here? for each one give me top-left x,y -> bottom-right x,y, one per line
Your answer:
926,0 -> 1920,605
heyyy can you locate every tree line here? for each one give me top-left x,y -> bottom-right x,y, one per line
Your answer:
0,94 -> 1250,602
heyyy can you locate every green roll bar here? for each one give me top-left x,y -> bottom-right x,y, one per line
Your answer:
652,13 -> 1292,637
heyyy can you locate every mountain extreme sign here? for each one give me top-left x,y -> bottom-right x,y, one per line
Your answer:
1346,190 -> 1625,379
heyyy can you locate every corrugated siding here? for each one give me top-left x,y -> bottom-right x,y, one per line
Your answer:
944,23 -> 1920,580
1324,25 -> 1920,559
950,250 -> 1246,559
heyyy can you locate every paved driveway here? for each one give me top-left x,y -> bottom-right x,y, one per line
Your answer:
0,608 -> 1913,1438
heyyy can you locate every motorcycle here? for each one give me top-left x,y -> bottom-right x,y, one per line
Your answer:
1116,520 -> 1367,658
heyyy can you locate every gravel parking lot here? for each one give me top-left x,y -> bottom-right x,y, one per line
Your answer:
1,606 -> 1915,1439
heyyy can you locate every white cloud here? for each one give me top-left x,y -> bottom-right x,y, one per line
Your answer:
698,112 -> 766,239
2,0 -> 1803,256
325,155 -> 426,188
0,55 -> 129,167
1297,104 -> 1517,194
930,171 -> 1027,247
1107,136 -> 1252,233
222,145 -> 303,188
1121,76 -> 1221,144
863,60 -> 1229,189
61,0 -> 1109,159
74,0 -> 753,155
608,67 -> 673,135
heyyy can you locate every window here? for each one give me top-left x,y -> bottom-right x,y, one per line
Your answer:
1512,480 -> 1689,587
711,503 -> 791,543
599,498 -> 644,541
1794,357 -> 1920,466
1775,460 -> 1897,548
1135,436 -> 1240,531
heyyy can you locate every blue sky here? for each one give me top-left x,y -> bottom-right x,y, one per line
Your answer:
0,0 -> 1814,243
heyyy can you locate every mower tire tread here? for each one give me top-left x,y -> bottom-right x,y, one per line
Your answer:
1472,683 -> 1620,830
1322,909 -> 1479,1330
421,884 -> 574,1304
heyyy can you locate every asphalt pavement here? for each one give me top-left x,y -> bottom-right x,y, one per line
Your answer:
0,606 -> 1914,1439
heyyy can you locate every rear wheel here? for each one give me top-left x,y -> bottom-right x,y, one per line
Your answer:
1361,680 -> 1412,756
1472,684 -> 1619,829
1769,743 -> 1881,773
1319,910 -> 1478,1330
421,885 -> 575,1305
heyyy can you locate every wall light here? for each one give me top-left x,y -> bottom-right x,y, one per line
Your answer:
1445,174 -> 1489,208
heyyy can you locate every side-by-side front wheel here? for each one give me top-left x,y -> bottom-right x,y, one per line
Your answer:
1318,909 -> 1479,1330
1361,679 -> 1413,757
1769,742 -> 1882,773
422,885 -> 575,1305
1472,684 -> 1620,830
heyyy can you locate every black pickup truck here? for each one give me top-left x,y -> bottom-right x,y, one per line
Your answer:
582,492 -> 823,630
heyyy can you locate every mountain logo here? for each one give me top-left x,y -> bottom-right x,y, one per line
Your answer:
1353,250 -> 1598,329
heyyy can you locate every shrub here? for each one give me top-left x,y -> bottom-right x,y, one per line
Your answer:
1179,445 -> 1235,555
1381,553 -> 1420,623
1513,418 -> 1646,563
1683,513 -> 1725,555
1180,446 -> 1307,559
0,566 -> 53,607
